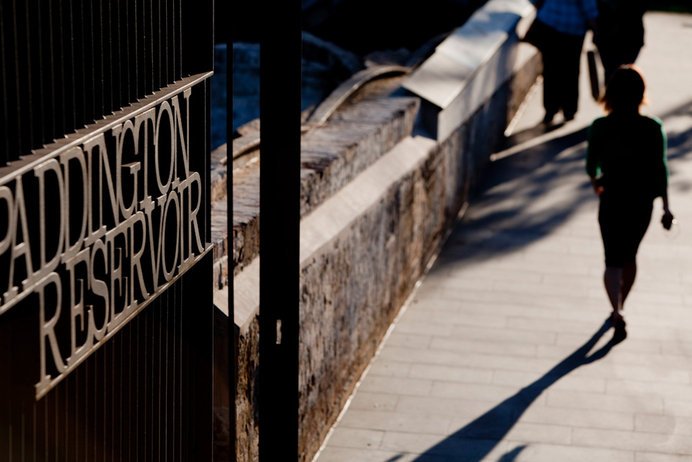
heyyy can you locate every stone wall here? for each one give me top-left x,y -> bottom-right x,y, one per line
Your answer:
220,0 -> 543,460
298,54 -> 539,461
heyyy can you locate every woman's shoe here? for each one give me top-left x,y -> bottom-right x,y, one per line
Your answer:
610,311 -> 627,340
609,310 -> 625,326
613,318 -> 627,341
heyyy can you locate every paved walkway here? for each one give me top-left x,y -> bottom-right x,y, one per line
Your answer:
316,12 -> 692,462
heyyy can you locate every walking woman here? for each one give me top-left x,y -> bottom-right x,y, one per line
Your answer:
586,65 -> 674,333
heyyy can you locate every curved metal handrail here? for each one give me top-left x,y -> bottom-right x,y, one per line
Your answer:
224,28 -> 454,165
226,64 -> 411,165
304,64 -> 410,127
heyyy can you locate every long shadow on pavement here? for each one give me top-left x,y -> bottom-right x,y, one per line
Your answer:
389,102 -> 692,461
432,125 -> 593,271
387,320 -> 624,462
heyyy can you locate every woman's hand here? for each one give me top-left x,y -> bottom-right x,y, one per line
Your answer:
590,177 -> 604,196
661,209 -> 675,230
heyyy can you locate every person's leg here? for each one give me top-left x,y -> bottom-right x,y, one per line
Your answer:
621,260 -> 637,305
599,198 -> 627,328
603,266 -> 623,314
619,202 -> 651,308
559,33 -> 586,119
604,266 -> 627,338
540,28 -> 561,122
597,41 -> 619,85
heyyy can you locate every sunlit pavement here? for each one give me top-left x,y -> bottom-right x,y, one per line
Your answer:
316,12 -> 692,462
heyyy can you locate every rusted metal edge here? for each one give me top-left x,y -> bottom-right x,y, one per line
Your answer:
304,64 -> 410,126
222,64 -> 411,166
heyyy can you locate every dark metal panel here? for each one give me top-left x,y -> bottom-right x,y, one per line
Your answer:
259,0 -> 302,460
186,254 -> 215,461
145,0 -> 155,95
0,317 -> 10,460
72,0 -> 88,129
135,0 -> 146,98
103,0 -> 116,116
62,0 -> 77,134
112,0 -> 125,109
162,0 -> 170,86
175,0 -> 183,80
1,0 -> 216,458
154,0 -> 162,90
39,0 -> 55,144
168,0 -> 176,82
3,0 -> 21,161
27,0 -> 45,148
93,0 -> 105,119
123,1 -> 136,104
0,2 -> 7,166
15,0 -> 32,155
1,0 -> 195,167
50,0 -> 67,138
181,0 -> 214,75
39,0 -> 55,142
83,0 -> 97,124
0,255 -> 215,460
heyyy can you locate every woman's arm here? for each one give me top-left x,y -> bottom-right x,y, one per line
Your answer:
655,119 -> 669,202
661,190 -> 674,229
586,120 -> 604,195
655,119 -> 674,228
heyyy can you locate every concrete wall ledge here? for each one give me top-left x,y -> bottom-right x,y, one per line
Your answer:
300,136 -> 437,260
403,0 -> 535,140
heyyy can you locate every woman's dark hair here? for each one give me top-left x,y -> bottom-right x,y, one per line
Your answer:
602,65 -> 647,113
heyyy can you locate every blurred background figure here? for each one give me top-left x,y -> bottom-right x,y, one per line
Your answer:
534,0 -> 599,125
593,0 -> 648,82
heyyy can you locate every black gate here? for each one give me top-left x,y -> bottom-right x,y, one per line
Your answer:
0,1 -> 215,460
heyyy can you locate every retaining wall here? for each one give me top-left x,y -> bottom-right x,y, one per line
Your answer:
219,0 -> 542,460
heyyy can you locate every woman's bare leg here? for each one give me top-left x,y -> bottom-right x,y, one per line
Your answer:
604,267 -> 623,319
621,261 -> 637,305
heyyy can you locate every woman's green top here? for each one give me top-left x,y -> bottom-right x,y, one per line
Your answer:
586,113 -> 668,201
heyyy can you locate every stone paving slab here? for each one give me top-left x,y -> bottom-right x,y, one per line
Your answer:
315,12 -> 692,462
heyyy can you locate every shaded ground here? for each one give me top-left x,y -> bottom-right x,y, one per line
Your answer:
303,0 -> 488,56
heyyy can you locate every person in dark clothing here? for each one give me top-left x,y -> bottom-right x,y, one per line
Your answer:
534,0 -> 599,124
593,0 -> 647,82
586,65 -> 674,333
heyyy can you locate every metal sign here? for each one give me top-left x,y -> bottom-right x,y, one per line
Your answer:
1,74 -> 211,399
1,0 -> 216,459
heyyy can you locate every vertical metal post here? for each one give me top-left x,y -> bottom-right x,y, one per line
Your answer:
258,0 -> 301,460
226,7 -> 237,461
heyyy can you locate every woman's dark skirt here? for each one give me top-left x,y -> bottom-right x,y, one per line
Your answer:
598,193 -> 653,267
